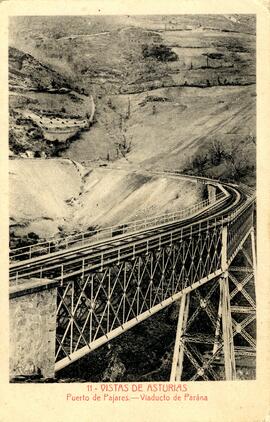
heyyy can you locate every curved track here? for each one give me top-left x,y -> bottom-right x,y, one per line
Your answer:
9,171 -> 256,376
9,173 -> 254,285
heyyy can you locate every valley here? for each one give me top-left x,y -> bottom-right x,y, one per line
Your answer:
8,14 -> 256,383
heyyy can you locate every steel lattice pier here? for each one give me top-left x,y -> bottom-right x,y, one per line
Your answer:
55,204 -> 256,379
9,174 -> 256,381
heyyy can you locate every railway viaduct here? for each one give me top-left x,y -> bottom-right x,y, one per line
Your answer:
9,170 -> 256,381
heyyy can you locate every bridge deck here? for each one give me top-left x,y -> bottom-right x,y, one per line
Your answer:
9,172 -> 256,378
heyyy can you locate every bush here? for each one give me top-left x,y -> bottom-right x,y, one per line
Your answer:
192,154 -> 209,175
187,137 -> 256,184
142,44 -> 178,62
27,232 -> 39,241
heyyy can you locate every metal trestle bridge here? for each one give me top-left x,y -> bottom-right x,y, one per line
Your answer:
9,171 -> 256,381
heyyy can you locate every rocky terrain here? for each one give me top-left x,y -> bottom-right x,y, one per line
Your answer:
9,47 -> 94,157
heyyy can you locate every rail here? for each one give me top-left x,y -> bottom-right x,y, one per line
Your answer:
8,163 -> 256,378
10,190 -> 226,262
10,187 -> 255,285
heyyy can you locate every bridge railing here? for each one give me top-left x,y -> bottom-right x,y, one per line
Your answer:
10,189 -> 255,286
53,219 -> 225,368
227,201 -> 255,261
53,199 -> 254,370
10,191 -> 226,262
10,205 -> 231,285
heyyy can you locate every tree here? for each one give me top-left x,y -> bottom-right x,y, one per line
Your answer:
225,144 -> 250,181
51,80 -> 58,89
112,129 -> 132,159
192,154 -> 208,175
209,139 -> 226,166
247,134 -> 256,145
126,98 -> 131,119
119,115 -> 123,130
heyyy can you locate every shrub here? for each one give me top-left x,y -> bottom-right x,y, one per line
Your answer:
142,44 -> 178,62
192,154 -> 209,175
187,136 -> 256,184
27,232 -> 39,241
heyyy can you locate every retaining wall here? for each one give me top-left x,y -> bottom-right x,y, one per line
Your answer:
9,281 -> 57,379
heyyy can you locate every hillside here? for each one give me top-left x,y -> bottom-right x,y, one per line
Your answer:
9,15 -> 255,93
9,15 -> 256,241
8,15 -> 256,383
9,46 -> 73,92
9,16 -> 255,178
9,47 -> 95,157
9,159 -> 202,241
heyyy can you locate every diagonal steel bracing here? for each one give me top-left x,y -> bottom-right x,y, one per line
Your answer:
170,217 -> 256,381
54,197 -> 256,380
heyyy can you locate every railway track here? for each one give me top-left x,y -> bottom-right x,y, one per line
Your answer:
8,170 -> 256,377
9,174 -> 254,286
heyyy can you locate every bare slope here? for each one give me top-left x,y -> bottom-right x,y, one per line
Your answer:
10,160 -> 202,239
9,159 -> 83,237
63,85 -> 255,173
54,18 -> 255,180
9,16 -> 255,175
9,15 -> 256,241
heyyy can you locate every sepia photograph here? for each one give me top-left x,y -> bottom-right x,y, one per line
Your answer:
8,13 -> 257,385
